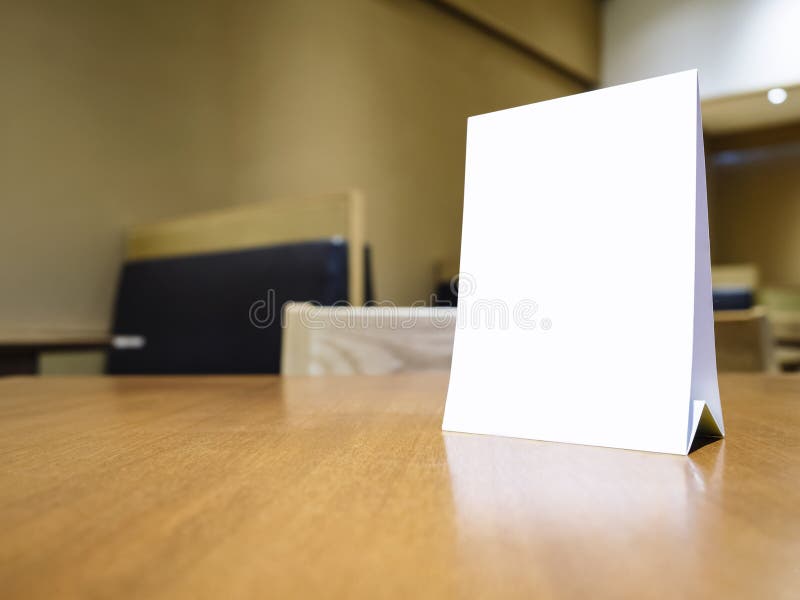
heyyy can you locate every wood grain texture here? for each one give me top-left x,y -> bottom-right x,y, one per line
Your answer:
281,304 -> 456,375
0,373 -> 799,599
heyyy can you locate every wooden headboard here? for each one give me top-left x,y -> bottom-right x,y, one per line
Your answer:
126,190 -> 367,304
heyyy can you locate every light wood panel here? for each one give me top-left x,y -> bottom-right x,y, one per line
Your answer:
1,373 -> 799,598
711,263 -> 759,289
281,304 -> 456,375
126,191 -> 366,304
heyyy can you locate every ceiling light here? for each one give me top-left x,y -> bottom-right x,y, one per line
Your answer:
767,88 -> 788,104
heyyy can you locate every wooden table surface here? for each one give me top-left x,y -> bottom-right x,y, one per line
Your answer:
1,373 -> 798,599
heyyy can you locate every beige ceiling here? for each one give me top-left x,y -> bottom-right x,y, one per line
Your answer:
702,83 -> 800,135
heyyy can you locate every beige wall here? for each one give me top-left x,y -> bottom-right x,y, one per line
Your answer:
0,0 -> 233,334
443,0 -> 599,83
229,0 -> 585,305
709,144 -> 800,286
1,0 -> 591,336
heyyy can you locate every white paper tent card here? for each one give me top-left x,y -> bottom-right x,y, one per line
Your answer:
443,70 -> 724,455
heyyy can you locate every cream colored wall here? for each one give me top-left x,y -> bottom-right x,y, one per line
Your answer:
0,0 -> 233,334
710,145 -> 800,286
602,0 -> 800,99
1,0 -> 591,347
229,0 -> 585,305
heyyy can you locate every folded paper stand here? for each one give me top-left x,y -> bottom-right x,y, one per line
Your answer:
443,70 -> 724,455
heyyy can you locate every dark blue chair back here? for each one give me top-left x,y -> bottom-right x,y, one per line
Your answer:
107,239 -> 349,374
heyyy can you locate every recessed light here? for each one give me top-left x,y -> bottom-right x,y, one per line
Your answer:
767,88 -> 788,105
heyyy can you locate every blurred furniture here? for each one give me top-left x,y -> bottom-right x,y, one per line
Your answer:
281,303 -> 456,375
775,346 -> 800,373
712,288 -> 753,311
107,241 -> 349,375
759,286 -> 800,372
711,263 -> 758,311
713,307 -> 775,372
1,373 -> 799,598
127,190 -> 368,305
0,331 -> 109,376
759,286 -> 800,343
108,191 -> 370,375
432,257 -> 460,306
709,265 -> 800,371
772,314 -> 800,345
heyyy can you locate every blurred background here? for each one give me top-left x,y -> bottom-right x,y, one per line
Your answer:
1,0 -> 799,376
